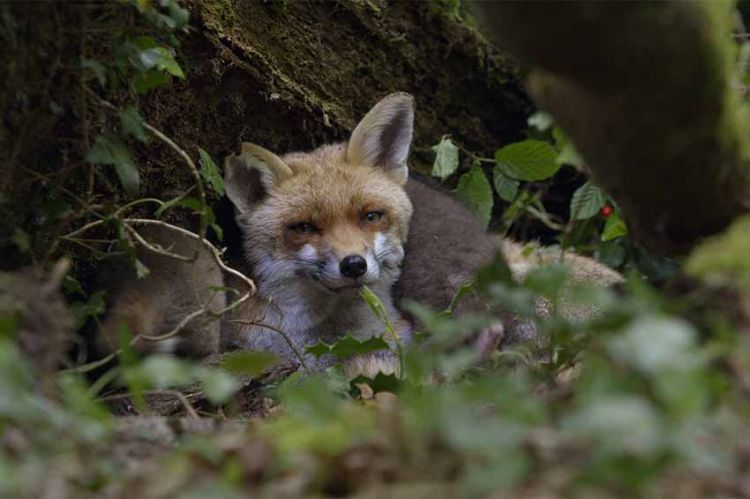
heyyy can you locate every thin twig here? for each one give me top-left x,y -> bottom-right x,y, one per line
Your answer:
227,319 -> 311,374
98,390 -> 200,419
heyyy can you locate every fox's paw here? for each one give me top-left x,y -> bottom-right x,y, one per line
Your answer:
344,350 -> 400,380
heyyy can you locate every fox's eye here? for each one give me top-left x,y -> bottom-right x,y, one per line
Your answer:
363,211 -> 383,223
288,222 -> 318,234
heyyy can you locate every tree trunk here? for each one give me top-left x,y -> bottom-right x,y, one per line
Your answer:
472,1 -> 750,255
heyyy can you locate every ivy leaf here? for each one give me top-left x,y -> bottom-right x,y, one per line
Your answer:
570,181 -> 606,220
119,106 -> 148,143
350,372 -> 401,393
198,148 -> 225,196
492,169 -> 520,202
133,69 -> 170,94
86,135 -> 140,195
220,351 -> 279,377
138,46 -> 185,78
431,136 -> 459,181
602,212 -> 628,241
495,140 -> 560,181
455,163 -> 493,228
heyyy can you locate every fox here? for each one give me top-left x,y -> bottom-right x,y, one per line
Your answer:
97,92 -> 623,378
221,93 -> 416,373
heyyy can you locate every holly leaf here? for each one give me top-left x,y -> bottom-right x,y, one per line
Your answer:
305,335 -> 390,359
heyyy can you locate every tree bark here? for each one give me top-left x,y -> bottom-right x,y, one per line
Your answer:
472,1 -> 750,255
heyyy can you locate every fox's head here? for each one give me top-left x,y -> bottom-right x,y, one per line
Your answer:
224,93 -> 414,298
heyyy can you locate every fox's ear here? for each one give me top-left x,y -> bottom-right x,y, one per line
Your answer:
224,143 -> 294,214
347,92 -> 414,186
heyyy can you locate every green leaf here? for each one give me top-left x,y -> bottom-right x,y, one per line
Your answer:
86,135 -> 140,195
569,181 -> 606,220
119,106 -> 148,142
305,335 -> 390,359
455,163 -> 493,228
602,212 -> 628,241
198,148 -> 225,196
431,136 -> 459,181
210,222 -> 224,241
492,169 -> 520,202
155,196 -> 202,217
71,291 -> 106,329
138,46 -> 185,78
133,69 -> 170,94
220,351 -> 279,377
495,140 -> 559,181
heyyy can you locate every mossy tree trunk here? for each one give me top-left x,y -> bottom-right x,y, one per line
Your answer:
472,1 -> 750,255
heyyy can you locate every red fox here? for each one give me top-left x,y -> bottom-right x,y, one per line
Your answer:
99,92 -> 622,376
221,93 -> 416,373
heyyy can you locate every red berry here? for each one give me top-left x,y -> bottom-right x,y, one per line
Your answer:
600,205 -> 614,217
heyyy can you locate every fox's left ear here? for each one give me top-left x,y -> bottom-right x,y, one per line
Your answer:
347,92 -> 414,186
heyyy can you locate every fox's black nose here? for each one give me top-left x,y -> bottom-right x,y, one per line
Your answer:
340,255 -> 367,279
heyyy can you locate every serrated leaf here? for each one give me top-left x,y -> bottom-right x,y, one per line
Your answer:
455,163 -> 493,228
198,148 -> 225,196
220,351 -> 279,377
431,136 -> 459,181
570,181 -> 606,220
86,135 -> 140,195
602,212 -> 628,241
119,106 -> 148,143
492,169 -> 520,202
305,335 -> 390,359
495,140 -> 560,181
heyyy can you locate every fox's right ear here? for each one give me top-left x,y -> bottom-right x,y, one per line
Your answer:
347,92 -> 415,186
224,143 -> 293,214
